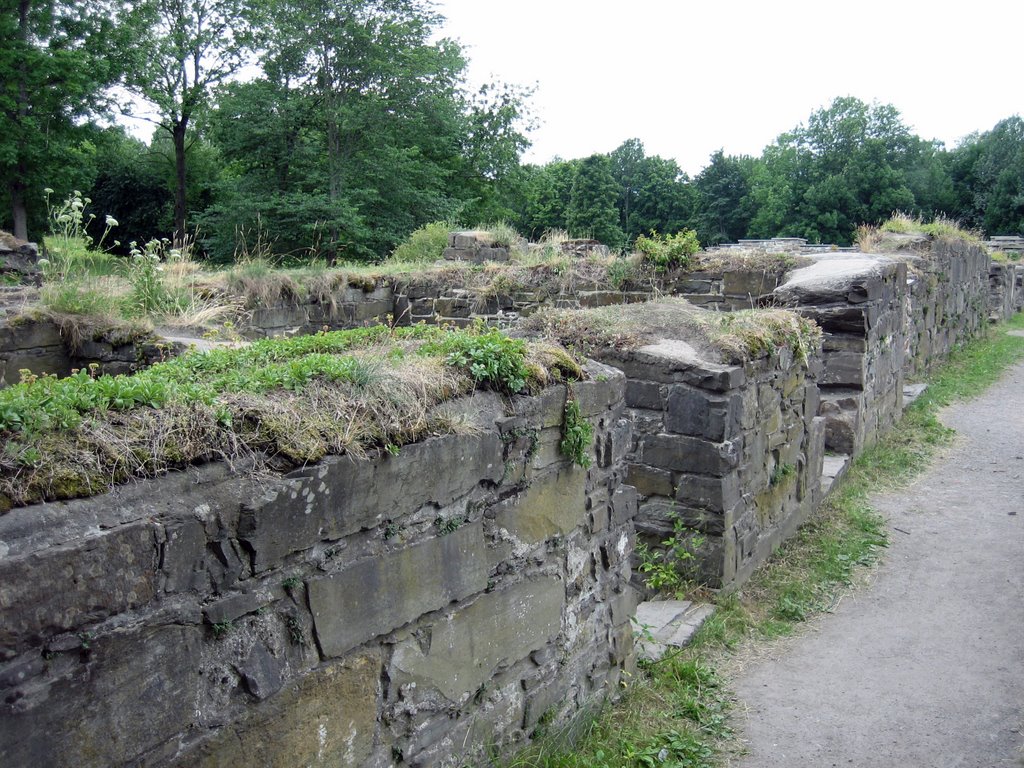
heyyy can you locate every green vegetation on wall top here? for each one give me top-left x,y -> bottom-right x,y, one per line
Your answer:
0,323 -> 585,511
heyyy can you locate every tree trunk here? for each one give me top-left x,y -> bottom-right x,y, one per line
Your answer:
325,108 -> 340,266
172,120 -> 189,248
11,0 -> 30,240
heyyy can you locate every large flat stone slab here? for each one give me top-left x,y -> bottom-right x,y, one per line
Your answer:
308,523 -> 489,658
634,600 -> 715,661
390,578 -> 564,702
821,454 -> 851,497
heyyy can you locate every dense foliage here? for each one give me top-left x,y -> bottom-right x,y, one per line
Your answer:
2,0 -> 1021,258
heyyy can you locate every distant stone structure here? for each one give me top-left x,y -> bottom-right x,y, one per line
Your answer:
442,230 -> 512,263
0,231 -> 41,285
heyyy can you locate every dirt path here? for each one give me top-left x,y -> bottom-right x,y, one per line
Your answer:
731,359 -> 1024,768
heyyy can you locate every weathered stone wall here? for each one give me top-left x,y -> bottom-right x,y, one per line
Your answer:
0,233 -> 41,285
588,338 -> 823,589
988,261 -> 1024,321
237,266 -> 794,338
903,239 -> 990,378
0,317 -> 178,387
773,255 -> 907,456
0,370 -> 639,768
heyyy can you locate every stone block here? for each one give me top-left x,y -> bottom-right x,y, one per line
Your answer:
664,385 -> 737,441
510,385 -> 566,429
176,652 -> 379,768
3,319 -> 62,350
573,361 -> 625,416
799,306 -> 869,335
0,346 -> 72,383
608,586 -> 640,627
820,351 -> 867,388
249,306 -> 309,331
639,433 -> 740,477
723,270 -> 781,298
0,521 -> 158,653
579,291 -> 626,308
674,473 -> 741,513
493,467 -> 587,545
626,463 -> 674,498
308,523 -> 488,658
161,518 -> 208,593
351,298 -> 393,322
0,625 -> 202,767
605,341 -> 745,391
610,485 -> 639,526
637,498 -> 725,536
625,379 -> 663,410
435,296 -> 471,317
240,432 -> 503,571
389,578 -> 564,702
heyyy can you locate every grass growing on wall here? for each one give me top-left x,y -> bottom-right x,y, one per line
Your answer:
0,323 -> 584,511
500,313 -> 1024,768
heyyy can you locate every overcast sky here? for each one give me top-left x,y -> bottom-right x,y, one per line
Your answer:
435,0 -> 1023,175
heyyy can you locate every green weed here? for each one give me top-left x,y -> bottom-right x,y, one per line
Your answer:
559,398 -> 592,468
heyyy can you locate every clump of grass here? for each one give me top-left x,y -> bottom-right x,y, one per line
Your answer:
475,221 -> 523,250
854,224 -> 882,253
989,250 -> 1022,263
0,324 -> 586,510
693,248 -> 811,273
880,212 -> 981,243
524,298 -> 822,366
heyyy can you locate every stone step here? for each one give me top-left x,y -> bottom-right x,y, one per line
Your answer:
821,453 -> 851,497
633,600 -> 715,661
903,382 -> 927,409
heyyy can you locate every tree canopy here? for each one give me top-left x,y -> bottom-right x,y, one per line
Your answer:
3,8 -> 1022,257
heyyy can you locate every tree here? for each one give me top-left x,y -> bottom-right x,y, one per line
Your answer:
122,0 -> 258,245
85,127 -> 173,252
519,159 -> 578,239
746,97 -> 917,244
628,154 -> 695,238
610,138 -> 645,243
949,117 -> 1024,235
692,150 -> 754,245
566,154 -> 624,248
256,0 -> 462,261
1,0 -> 126,240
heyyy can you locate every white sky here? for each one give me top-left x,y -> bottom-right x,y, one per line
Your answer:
435,0 -> 1024,175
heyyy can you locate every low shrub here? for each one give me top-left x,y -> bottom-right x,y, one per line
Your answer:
634,229 -> 701,272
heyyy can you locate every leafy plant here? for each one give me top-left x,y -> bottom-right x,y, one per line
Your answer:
428,325 -> 529,394
41,189 -> 119,282
634,230 -> 700,272
434,514 -> 466,535
559,397 -> 593,468
770,462 -> 796,486
636,514 -> 704,594
389,221 -> 451,263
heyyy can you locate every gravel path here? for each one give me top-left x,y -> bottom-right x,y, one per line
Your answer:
732,359 -> 1024,768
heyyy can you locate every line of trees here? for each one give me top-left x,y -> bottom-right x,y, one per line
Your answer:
3,1 -> 1023,260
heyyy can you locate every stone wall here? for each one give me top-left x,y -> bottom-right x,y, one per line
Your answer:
773,255 -> 907,456
0,370 -> 640,768
585,336 -> 823,590
988,261 -> 1024,321
903,239 -> 990,378
235,266 -> 795,338
0,316 -> 179,388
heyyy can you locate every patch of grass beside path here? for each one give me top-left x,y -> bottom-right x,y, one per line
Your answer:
497,314 -> 1024,768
